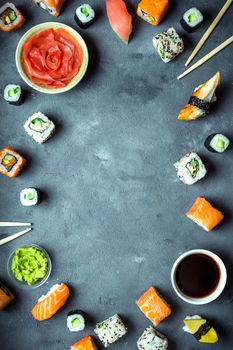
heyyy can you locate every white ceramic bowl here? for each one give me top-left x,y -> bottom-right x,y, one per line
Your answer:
171,249 -> 227,305
15,22 -> 88,94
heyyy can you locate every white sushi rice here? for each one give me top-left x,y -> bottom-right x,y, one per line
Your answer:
4,84 -> 21,102
38,284 -> 60,302
153,27 -> 184,63
183,315 -> 202,333
94,314 -> 127,347
20,188 -> 39,206
24,112 -> 55,144
209,134 -> 230,153
76,4 -> 95,24
137,327 -> 168,350
67,312 -> 85,332
174,152 -> 207,185
183,8 -> 203,28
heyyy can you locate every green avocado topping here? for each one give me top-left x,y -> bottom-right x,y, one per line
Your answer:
72,317 -> 81,328
30,118 -> 49,132
8,87 -> 20,97
24,192 -> 35,201
216,139 -> 225,149
11,247 -> 48,285
81,6 -> 89,17
160,49 -> 165,59
186,159 -> 199,178
188,13 -> 197,23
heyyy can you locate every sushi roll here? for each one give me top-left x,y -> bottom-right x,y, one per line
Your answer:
180,8 -> 204,33
186,197 -> 224,232
183,315 -> 218,344
152,27 -> 184,63
67,310 -> 85,332
20,188 -> 40,206
0,281 -> 14,310
4,84 -> 24,105
74,4 -> 95,29
32,283 -> 70,321
136,286 -> 171,326
174,152 -> 207,185
32,0 -> 65,17
0,147 -> 26,178
24,112 -> 55,144
137,0 -> 169,26
178,72 -> 221,121
137,327 -> 168,350
94,314 -> 127,347
0,2 -> 25,32
71,336 -> 98,350
205,133 -> 230,153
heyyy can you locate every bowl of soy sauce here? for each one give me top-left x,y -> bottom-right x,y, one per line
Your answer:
171,249 -> 227,305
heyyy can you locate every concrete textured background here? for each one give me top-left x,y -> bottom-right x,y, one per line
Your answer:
0,0 -> 233,349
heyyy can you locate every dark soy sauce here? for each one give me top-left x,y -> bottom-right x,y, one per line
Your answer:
176,254 -> 221,298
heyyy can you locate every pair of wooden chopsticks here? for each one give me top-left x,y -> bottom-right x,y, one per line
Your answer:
178,0 -> 233,79
0,222 -> 32,246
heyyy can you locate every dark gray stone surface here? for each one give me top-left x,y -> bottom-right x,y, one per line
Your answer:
0,0 -> 233,349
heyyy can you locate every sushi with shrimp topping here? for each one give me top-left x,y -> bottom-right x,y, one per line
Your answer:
137,327 -> 168,350
74,4 -> 95,29
4,84 -> 24,105
174,152 -> 207,185
178,72 -> 221,121
94,314 -> 127,347
205,133 -> 230,153
67,310 -> 85,332
183,315 -> 218,344
24,112 -> 55,144
180,8 -> 204,33
152,27 -> 184,63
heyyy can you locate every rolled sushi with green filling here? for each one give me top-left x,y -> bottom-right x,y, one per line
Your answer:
24,112 -> 55,144
20,188 -> 40,206
180,8 -> 204,33
4,84 -> 24,105
74,4 -> 95,29
67,310 -> 85,332
205,133 -> 230,153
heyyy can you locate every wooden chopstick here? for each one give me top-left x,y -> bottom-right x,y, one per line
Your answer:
185,0 -> 233,66
0,228 -> 32,246
178,35 -> 233,80
0,222 -> 32,227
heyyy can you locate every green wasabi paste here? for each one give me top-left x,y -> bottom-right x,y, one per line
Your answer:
11,246 -> 48,285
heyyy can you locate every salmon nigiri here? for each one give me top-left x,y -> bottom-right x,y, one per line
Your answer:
32,283 -> 69,321
71,336 -> 98,350
186,197 -> 224,232
178,72 -> 221,121
136,286 -> 171,326
106,0 -> 132,44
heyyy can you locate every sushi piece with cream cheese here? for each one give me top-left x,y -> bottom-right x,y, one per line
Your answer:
137,0 -> 169,26
174,152 -> 207,185
183,315 -> 218,343
94,314 -> 127,347
152,27 -> 184,63
24,112 -> 55,144
137,327 -> 168,350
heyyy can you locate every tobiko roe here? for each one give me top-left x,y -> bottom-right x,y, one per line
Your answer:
22,28 -> 84,88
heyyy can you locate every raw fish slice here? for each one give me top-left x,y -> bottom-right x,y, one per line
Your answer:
71,336 -> 98,350
186,197 -> 224,231
178,72 -> 221,120
32,283 -> 69,321
136,286 -> 171,326
106,0 -> 132,44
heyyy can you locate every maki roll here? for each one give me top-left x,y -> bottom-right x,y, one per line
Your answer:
137,0 -> 169,26
32,0 -> 65,17
20,188 -> 40,206
24,112 -> 55,144
183,315 -> 218,344
0,147 -> 26,178
4,84 -> 24,105
174,152 -> 207,185
0,281 -> 14,310
71,336 -> 98,350
152,27 -> 184,63
67,310 -> 85,332
178,72 -> 221,121
75,4 -> 95,29
181,8 -> 204,33
0,2 -> 25,32
205,133 -> 230,153
94,314 -> 127,347
137,327 -> 168,350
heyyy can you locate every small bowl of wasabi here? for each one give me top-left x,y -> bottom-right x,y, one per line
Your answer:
7,244 -> 52,289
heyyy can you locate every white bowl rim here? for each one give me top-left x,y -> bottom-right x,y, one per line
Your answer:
15,22 -> 89,94
171,249 -> 227,305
